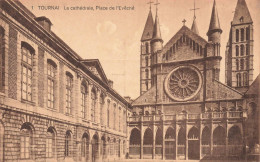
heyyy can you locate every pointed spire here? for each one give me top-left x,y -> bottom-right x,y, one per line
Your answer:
232,0 -> 252,25
190,0 -> 200,35
152,0 -> 162,41
207,0 -> 222,36
191,17 -> 199,35
141,5 -> 154,41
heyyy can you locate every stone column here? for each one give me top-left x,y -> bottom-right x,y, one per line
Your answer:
185,118 -> 188,160
140,116 -> 143,159
162,116 -> 165,160
199,119 -> 202,160
210,118 -> 213,156
87,84 -> 93,121
175,123 -> 178,160
226,123 -> 229,157
152,115 -> 155,159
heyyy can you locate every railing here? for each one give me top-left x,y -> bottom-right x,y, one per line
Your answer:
129,116 -> 140,122
212,112 -> 226,118
228,111 -> 242,118
188,114 -> 200,119
177,145 -> 185,155
201,145 -> 210,155
143,116 -> 153,121
129,111 -> 244,122
164,115 -> 176,120
143,145 -> 153,154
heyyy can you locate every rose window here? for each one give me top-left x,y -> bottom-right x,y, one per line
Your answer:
164,66 -> 202,101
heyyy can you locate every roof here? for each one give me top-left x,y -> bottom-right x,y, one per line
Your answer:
132,86 -> 156,106
245,74 -> 260,96
191,17 -> 199,35
232,0 -> 253,25
207,0 -> 222,35
141,10 -> 154,41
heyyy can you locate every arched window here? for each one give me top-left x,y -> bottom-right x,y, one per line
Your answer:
21,42 -> 35,101
91,88 -> 97,122
123,110 -> 126,133
100,93 -> 105,124
243,72 -> 248,86
20,123 -> 33,159
246,44 -> 250,55
119,107 -> 121,131
65,131 -> 72,157
65,72 -> 73,115
81,81 -> 87,118
240,45 -> 244,56
145,42 -> 149,54
236,45 -> 239,56
145,69 -> 149,79
240,59 -> 244,70
107,100 -> 110,127
236,59 -> 239,71
47,60 -> 57,109
237,73 -> 241,87
145,56 -> 148,66
241,28 -> 244,41
46,127 -> 56,158
113,104 -> 116,130
246,58 -> 249,69
236,29 -> 239,42
0,27 -> 5,92
246,27 -> 250,40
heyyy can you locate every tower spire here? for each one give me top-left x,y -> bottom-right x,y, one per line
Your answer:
232,0 -> 252,25
152,0 -> 162,41
190,0 -> 200,35
207,0 -> 222,36
141,1 -> 154,41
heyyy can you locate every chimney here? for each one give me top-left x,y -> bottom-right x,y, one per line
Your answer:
108,79 -> 113,88
35,16 -> 52,32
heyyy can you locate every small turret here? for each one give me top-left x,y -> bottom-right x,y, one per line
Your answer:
191,17 -> 199,35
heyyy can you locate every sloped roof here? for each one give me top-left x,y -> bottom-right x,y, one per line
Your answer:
245,74 -> 260,96
191,18 -> 199,35
80,59 -> 109,84
132,86 -> 156,106
141,10 -> 154,41
152,12 -> 162,41
161,25 -> 207,55
232,0 -> 253,25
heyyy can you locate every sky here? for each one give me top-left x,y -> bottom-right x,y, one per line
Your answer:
20,0 -> 260,99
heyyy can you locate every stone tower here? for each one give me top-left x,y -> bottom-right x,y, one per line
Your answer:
225,0 -> 253,93
140,7 -> 154,95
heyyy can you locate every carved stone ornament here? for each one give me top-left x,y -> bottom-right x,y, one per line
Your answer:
164,65 -> 202,101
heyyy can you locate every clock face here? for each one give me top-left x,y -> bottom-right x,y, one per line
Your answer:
164,66 -> 202,101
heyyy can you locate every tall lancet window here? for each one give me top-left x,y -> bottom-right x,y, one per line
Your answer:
0,27 -> 4,92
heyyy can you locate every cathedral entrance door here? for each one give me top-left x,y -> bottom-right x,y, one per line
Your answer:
188,140 -> 200,159
92,134 -> 99,162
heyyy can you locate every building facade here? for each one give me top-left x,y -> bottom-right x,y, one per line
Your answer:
0,1 -> 130,162
130,0 -> 259,160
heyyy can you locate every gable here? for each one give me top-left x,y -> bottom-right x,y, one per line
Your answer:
81,59 -> 109,84
160,26 -> 208,63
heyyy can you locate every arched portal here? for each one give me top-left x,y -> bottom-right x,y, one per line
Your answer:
92,134 -> 99,162
228,126 -> 243,156
177,127 -> 186,159
143,128 -> 153,159
155,128 -> 163,159
188,127 -> 199,160
165,127 -> 175,160
129,128 -> 141,158
201,127 -> 210,156
213,126 -> 226,156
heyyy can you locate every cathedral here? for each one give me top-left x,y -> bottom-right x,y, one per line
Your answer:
130,0 -> 259,160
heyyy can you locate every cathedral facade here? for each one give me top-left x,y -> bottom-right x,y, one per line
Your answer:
0,1 -> 130,162
129,0 -> 259,160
